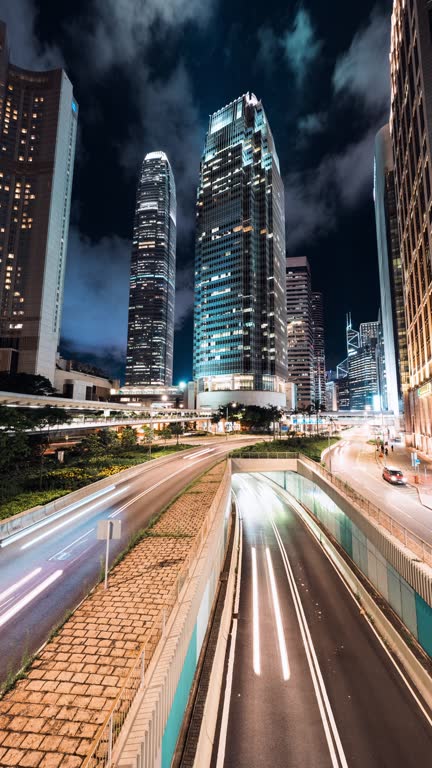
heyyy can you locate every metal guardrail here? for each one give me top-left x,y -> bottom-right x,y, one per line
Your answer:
81,464 -> 229,768
229,452 -> 300,459
230,452 -> 432,568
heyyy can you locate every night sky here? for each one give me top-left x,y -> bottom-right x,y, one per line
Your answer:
0,0 -> 393,382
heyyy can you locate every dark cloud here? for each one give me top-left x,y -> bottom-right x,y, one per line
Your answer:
281,7 -> 323,84
332,6 -> 390,116
0,0 -> 63,69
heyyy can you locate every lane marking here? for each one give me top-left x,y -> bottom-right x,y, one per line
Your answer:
278,486 -> 432,731
0,568 -> 42,606
20,489 -> 126,550
182,447 -> 214,460
265,547 -> 290,681
1,484 -> 117,548
0,570 -> 63,628
270,517 -> 348,768
251,547 -> 261,676
49,528 -> 95,561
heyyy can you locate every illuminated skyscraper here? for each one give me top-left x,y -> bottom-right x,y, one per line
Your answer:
312,291 -> 326,407
193,93 -> 288,408
390,0 -> 432,452
286,256 -> 314,407
0,21 -> 78,383
125,151 -> 176,387
374,124 -> 408,420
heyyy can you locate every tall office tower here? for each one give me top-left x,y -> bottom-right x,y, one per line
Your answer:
391,0 -> 432,452
286,256 -> 314,407
125,151 -> 176,387
311,291 -> 326,407
346,316 -> 380,410
374,124 -> 409,420
0,21 -> 78,383
193,93 -> 287,408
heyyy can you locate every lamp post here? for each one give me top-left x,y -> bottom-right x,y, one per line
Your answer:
226,402 -> 236,439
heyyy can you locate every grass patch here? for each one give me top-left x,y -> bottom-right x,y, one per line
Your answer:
230,436 -> 340,463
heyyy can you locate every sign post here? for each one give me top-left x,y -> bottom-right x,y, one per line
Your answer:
97,519 -> 122,589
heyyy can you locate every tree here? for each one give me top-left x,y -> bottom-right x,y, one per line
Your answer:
28,406 -> 71,489
267,406 -> 283,440
0,406 -> 31,500
141,425 -> 154,456
160,427 -> 172,446
98,428 -> 120,452
171,423 -> 183,445
119,426 -> 137,451
79,432 -> 104,457
0,372 -> 57,396
241,405 -> 272,433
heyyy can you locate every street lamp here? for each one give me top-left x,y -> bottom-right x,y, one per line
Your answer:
226,402 -> 236,439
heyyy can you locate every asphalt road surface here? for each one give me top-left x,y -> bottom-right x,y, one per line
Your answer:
329,428 -> 432,545
0,440 -> 254,684
214,473 -> 432,768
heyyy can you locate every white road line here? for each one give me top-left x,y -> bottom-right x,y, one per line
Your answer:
0,568 -> 42,606
270,518 -> 348,768
182,448 -> 214,460
251,547 -> 261,676
0,570 -> 63,628
20,489 -> 126,550
49,528 -> 95,560
265,547 -> 290,681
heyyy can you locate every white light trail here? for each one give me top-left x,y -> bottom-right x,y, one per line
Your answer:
20,488 -> 126,550
251,546 -> 261,676
1,484 -> 118,548
0,570 -> 63,628
0,568 -> 42,606
265,547 -> 290,681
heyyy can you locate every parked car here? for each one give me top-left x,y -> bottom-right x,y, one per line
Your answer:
382,466 -> 407,484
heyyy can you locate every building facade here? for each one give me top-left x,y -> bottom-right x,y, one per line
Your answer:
193,93 -> 287,408
0,21 -> 78,384
311,291 -> 326,407
286,256 -> 314,407
374,124 -> 409,420
347,316 -> 380,410
125,151 -> 176,387
390,0 -> 432,453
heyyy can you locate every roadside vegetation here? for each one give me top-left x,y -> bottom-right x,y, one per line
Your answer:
230,435 -> 340,463
0,407 -> 192,519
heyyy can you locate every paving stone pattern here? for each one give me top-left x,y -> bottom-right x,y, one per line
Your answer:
0,462 -> 226,768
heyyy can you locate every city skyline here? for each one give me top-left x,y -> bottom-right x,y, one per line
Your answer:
0,0 -> 392,382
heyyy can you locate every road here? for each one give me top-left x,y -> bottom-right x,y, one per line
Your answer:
214,473 -> 432,768
0,439 -> 254,685
328,427 -> 432,545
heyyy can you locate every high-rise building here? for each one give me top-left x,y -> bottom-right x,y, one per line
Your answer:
346,315 -> 381,410
390,0 -> 432,453
311,291 -> 326,407
286,256 -> 314,407
193,93 -> 287,408
374,124 -> 409,420
125,151 -> 176,387
0,21 -> 78,383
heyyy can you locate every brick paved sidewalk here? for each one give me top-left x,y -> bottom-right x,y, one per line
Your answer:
0,462 -> 225,768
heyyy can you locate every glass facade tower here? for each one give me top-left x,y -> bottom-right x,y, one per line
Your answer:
125,151 -> 176,387
374,124 -> 409,420
286,256 -> 314,407
193,93 -> 287,408
0,21 -> 78,384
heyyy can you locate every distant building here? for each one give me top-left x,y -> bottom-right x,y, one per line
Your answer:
325,379 -> 338,412
125,151 -> 176,387
374,124 -> 409,420
346,316 -> 382,410
55,356 -> 115,401
311,291 -> 326,407
0,21 -> 78,384
193,93 -> 288,409
286,256 -> 314,407
390,0 -> 432,453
